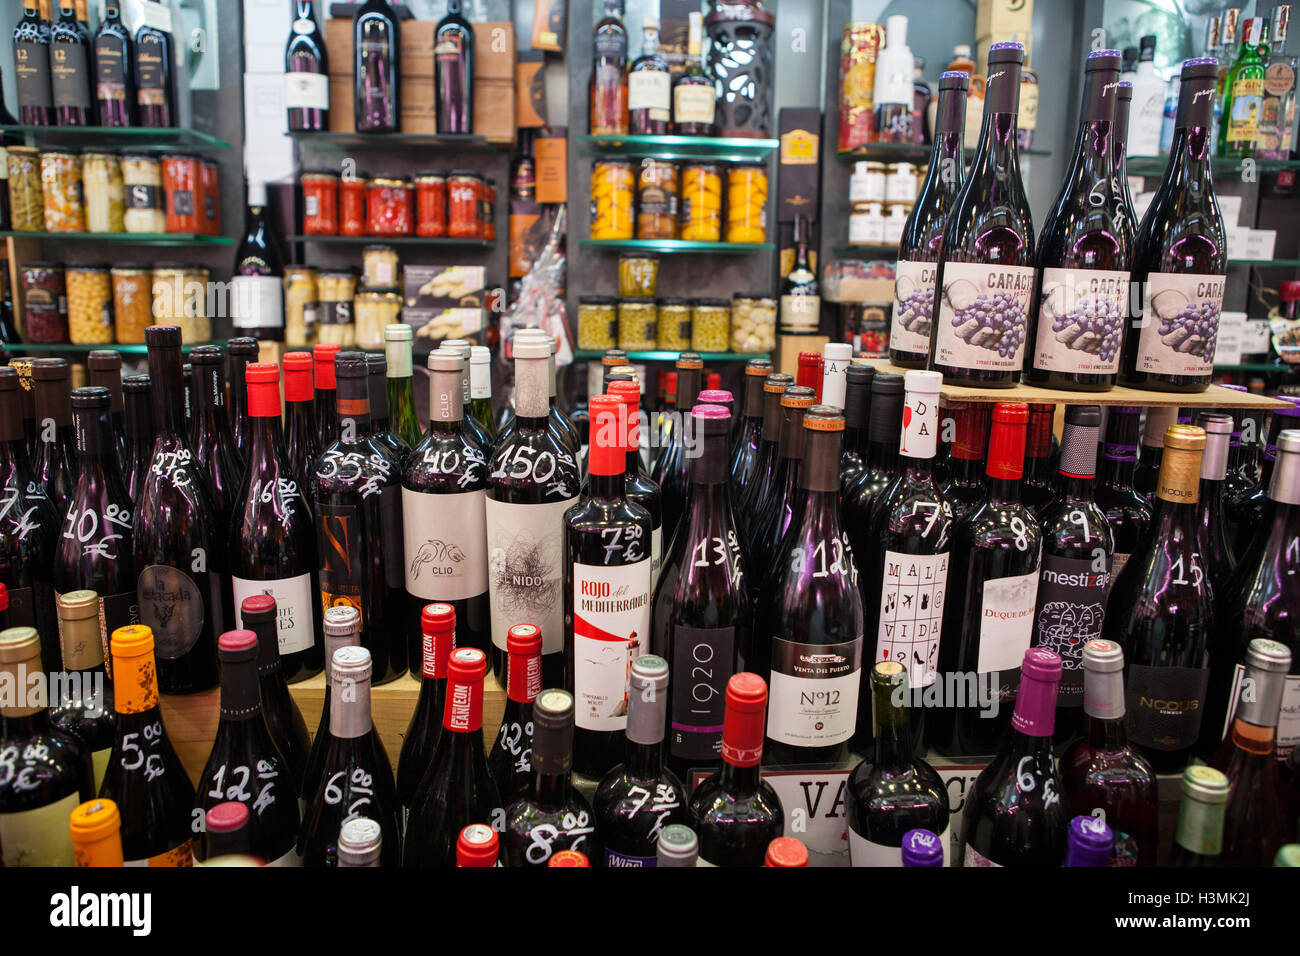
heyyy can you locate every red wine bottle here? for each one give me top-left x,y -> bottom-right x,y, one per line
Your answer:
31,358 -> 77,515
93,3 -> 135,126
13,1 -> 54,126
651,353 -> 704,546
764,836 -> 808,867
434,0 -> 474,134
1228,399 -> 1300,557
941,402 -> 991,522
657,823 -> 698,866
456,822 -> 498,866
1169,765 -> 1229,866
1060,639 -> 1158,866
438,340 -> 495,452
1025,51 -> 1130,390
890,71 -> 968,368
285,0 -> 329,132
841,371 -> 903,552
313,343 -> 340,450
336,816 -> 382,866
226,338 -> 259,457
928,42 -> 1035,388
385,324 -> 423,451
1133,405 -> 1178,503
933,402 -> 1041,758
1020,402 -> 1057,516
594,654 -> 688,866
133,0 -> 177,127
353,0 -> 400,133
240,595 -> 311,785
729,359 -> 774,504
50,593 -> 115,790
123,374 -> 153,507
607,380 -> 664,586
901,828 -> 943,867
687,673 -> 784,867
956,647 -> 1068,867
488,623 -> 541,803
196,630 -> 301,865
1193,412 -> 1236,598
298,645 -> 400,866
201,801 -> 260,864
188,345 -> 243,534
1120,58 -> 1226,392
300,605 -> 360,802
1095,405 -> 1152,577
86,351 -> 128,474
397,602 -> 456,818
281,352 -> 319,517
840,364 -> 874,492
365,352 -> 410,466
1063,814 -> 1114,866
50,4 -> 92,126
1112,81 -> 1138,248
748,386 -> 815,590
735,372 -> 790,550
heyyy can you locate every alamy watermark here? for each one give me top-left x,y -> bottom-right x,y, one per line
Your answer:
0,665 -> 107,718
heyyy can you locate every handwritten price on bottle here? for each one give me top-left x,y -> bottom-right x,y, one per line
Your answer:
324,767 -> 376,820
62,502 -> 131,558
524,809 -> 594,865
120,721 -> 167,782
690,532 -> 745,588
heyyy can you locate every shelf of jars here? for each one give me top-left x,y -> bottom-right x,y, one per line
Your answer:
288,131 -> 495,152
1125,154 -> 1300,177
579,133 -> 780,162
578,238 -> 773,254
0,124 -> 232,153
1227,258 -> 1300,268
836,142 -> 1053,163
0,230 -> 232,246
286,234 -> 493,248
573,349 -> 770,363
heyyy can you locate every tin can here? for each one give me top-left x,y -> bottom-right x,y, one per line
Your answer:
837,23 -> 885,153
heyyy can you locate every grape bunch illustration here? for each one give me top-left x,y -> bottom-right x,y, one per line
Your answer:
1050,294 -> 1125,362
950,290 -> 1027,358
895,285 -> 934,337
1156,300 -> 1219,363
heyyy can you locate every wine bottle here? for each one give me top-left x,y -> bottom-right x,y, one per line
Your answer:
1060,639 -> 1158,866
188,345 -> 244,532
364,352 -> 409,467
232,191 -> 286,344
607,380 -> 663,586
847,661 -> 951,866
955,648 -> 1069,867
70,797 -> 124,867
235,598 -> 308,788
354,0 -> 400,133
223,340 -> 254,469
1194,412 -> 1236,598
1032,405 -> 1114,749
456,822 -> 499,866
134,326 -> 226,695
941,402 -> 991,522
932,402 -> 1041,758
488,623 -> 540,803
1121,58 -> 1226,392
839,365 -> 874,493
1229,400 -> 1300,557
313,343 -> 341,449
842,372 -> 903,546
434,0 -> 473,134
657,824 -> 698,867
123,374 -> 152,506
891,71 -> 968,368
485,336 -> 580,687
313,351 -> 407,685
651,352 -> 704,546
1169,765 -> 1229,866
779,216 -> 820,336
196,630 -> 301,865
928,42 -> 1035,387
13,1 -> 54,126
134,0 -> 176,127
299,605 -> 360,802
1113,81 -> 1139,245
281,352 -> 319,508
299,645 -> 400,866
467,345 -> 497,445
1107,424 -> 1213,774
672,10 -> 715,135
50,591 -> 115,790
337,816 -> 382,866
396,602 -> 455,820
589,0 -> 628,136
1063,814 -> 1114,866
594,655 -> 688,866
31,358 -> 77,515
385,324 -> 422,451
651,403 -> 749,780
50,3 -> 92,126
439,340 -> 494,451
687,673 -> 783,867
86,351 -> 127,474
201,801 -> 260,864
748,385 -> 815,590
1133,405 -> 1178,502
735,372 -> 790,549
628,17 -> 670,135
900,828 -> 943,867
729,358 -> 773,505
763,837 -> 808,867
92,3 -> 135,127
285,0 -> 329,132
100,624 -> 196,866
1095,406 -> 1152,578
1018,402 -> 1057,516
0,625 -> 93,866
1222,397 -> 1260,552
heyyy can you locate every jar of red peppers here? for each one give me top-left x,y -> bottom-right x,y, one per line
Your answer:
415,173 -> 447,237
339,174 -> 367,236
22,263 -> 69,343
201,159 -> 221,235
161,153 -> 202,234
447,170 -> 482,239
366,177 -> 414,236
302,171 -> 340,235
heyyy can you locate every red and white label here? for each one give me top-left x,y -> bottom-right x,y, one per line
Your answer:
573,558 -> 652,732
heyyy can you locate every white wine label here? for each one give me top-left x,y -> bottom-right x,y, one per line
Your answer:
231,275 -> 285,330
402,488 -> 488,602
232,573 -> 316,655
1032,554 -> 1112,708
0,791 -> 80,866
976,569 -> 1040,673
848,824 -> 952,867
284,71 -> 329,110
628,70 -> 671,117
1223,664 -> 1300,759
780,293 -> 820,331
963,842 -> 1003,867
673,85 -> 715,125
875,550 -> 948,688
137,564 -> 204,660
1032,268 -> 1129,374
485,497 -> 574,655
573,558 -> 652,732
92,747 -> 111,793
891,259 -> 938,357
767,636 -> 862,747
933,261 -> 1035,373
1135,272 -> 1223,377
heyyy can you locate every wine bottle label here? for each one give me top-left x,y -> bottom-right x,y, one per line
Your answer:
933,262 -> 1035,374
572,558 -> 652,732
975,568 -> 1039,673
15,41 -> 53,109
91,746 -> 111,792
962,842 -> 1003,867
1111,552 -> 1131,576
767,635 -> 863,747
285,71 -> 329,110
1125,664 -> 1210,751
137,564 -> 204,660
1031,554 -> 1111,709
0,791 -> 81,867
650,526 -> 663,589
51,43 -> 91,110
891,259 -> 938,356
605,849 -> 657,867
1222,663 -> 1300,759
1032,268 -> 1129,374
1134,273 -> 1223,378
1226,75 -> 1265,146
402,488 -> 489,602
232,573 -> 315,655
135,39 -> 167,98
1020,80 -> 1039,132
628,70 -> 671,119
317,501 -> 365,623
669,624 -> 735,761
848,823 -> 952,867
231,275 -> 286,330
674,84 -> 716,125
875,550 -> 948,689
485,497 -> 574,656
780,293 -> 820,332
95,37 -> 127,102
125,840 -> 194,867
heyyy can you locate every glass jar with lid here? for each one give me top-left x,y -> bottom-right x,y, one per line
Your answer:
82,152 -> 125,233
657,298 -> 693,351
691,299 -> 731,352
302,171 -> 340,235
362,244 -> 400,287
41,151 -> 85,233
285,266 -> 318,347
122,154 -> 165,233
354,287 -> 403,351
21,263 -> 69,343
618,299 -> 658,351
366,177 -> 414,236
7,147 -> 44,231
317,270 -> 359,346
577,296 -> 619,351
617,253 -> 659,298
731,294 -> 777,353
111,267 -> 152,344
725,163 -> 768,243
591,159 -> 635,240
66,266 -> 114,345
679,162 -> 722,241
636,159 -> 679,240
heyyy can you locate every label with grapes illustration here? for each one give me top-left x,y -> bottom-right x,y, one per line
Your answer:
1032,268 -> 1129,374
933,262 -> 1036,372
890,259 -> 937,356
1135,272 -> 1223,377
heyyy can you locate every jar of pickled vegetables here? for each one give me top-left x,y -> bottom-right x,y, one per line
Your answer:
618,299 -> 658,350
111,267 -> 152,343
285,266 -> 318,347
21,263 -> 68,343
590,159 -> 635,240
41,151 -> 85,233
66,267 -> 114,345
636,159 -> 678,240
726,163 -> 768,244
416,173 -> 447,237
577,296 -> 618,351
447,171 -> 482,239
362,244 -> 399,287
692,299 -> 731,352
7,147 -> 43,231
122,154 -> 165,233
617,253 -> 658,298
657,298 -> 693,351
302,171 -> 339,235
317,270 -> 359,346
679,162 -> 722,242
367,177 -> 414,236
731,294 -> 777,352
354,287 -> 402,351
152,266 -> 207,342
81,153 -> 124,234
340,175 -> 367,236
161,153 -> 202,234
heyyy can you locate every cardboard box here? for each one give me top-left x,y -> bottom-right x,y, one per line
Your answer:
530,0 -> 566,52
401,75 -> 437,133
976,0 -> 1034,43
777,108 -> 821,225
242,72 -> 295,188
329,75 -> 355,132
474,21 -> 516,80
244,0 -> 288,73
404,264 -> 489,344
326,18 -> 353,76
401,19 -> 436,78
535,130 -> 567,204
516,54 -> 547,127
473,77 -> 515,145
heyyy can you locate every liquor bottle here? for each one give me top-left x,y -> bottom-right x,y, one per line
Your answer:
31,358 -> 77,515
759,406 -> 863,766
385,324 -> 422,451
847,661 -> 951,865
941,402 -> 991,522
92,3 -> 134,127
1169,765 -> 1229,866
313,343 -> 340,449
188,345 -> 243,532
100,625 -> 196,866
299,605 -> 360,802
651,403 -> 750,780
14,1 -> 54,125
1019,402 -> 1057,516
1127,36 -> 1165,157
299,645 -> 400,866
1032,406 -> 1114,749
872,15 -> 914,141
932,402 -> 1041,757
1026,51 -> 1130,391
456,822 -> 498,866
196,630 -> 300,865
840,364 -> 874,492
657,824 -> 698,866
1133,405 -> 1177,501
434,0 -> 473,134
236,597 -> 308,786
589,0 -> 628,136
365,352 -> 410,465
69,798 -> 124,867
841,372 -> 903,548
650,353 -> 702,540
1209,638 -> 1291,865
729,359 -> 771,502
488,623 -> 541,803
50,3 -> 92,126
748,385 -> 815,588
353,0 -> 400,133
1194,412 -> 1236,598
928,43 -> 1034,387
1095,406 -> 1152,578
1229,400 -> 1300,555
1063,815 -> 1113,866
955,648 -> 1069,867
0,625 -> 93,866
123,374 -> 152,505
337,817 -> 382,866
134,327 -> 225,695
687,673 -> 783,867
1107,425 -> 1213,774
86,351 -> 127,473
485,336 -> 580,687
402,350 -> 490,664
282,352 -> 319,504
232,188 -> 286,342
134,0 -> 176,127
1260,5 -> 1296,159
1113,82 -> 1139,240
628,17 -> 670,135
672,11 -> 715,136
226,338 -> 258,463
607,380 -> 664,586
1121,58 -> 1226,393
396,603 -> 455,819
779,216 -> 820,337
49,592 -> 114,789
467,346 -> 497,445
594,655 -> 689,866
285,0 -> 329,132
1220,17 -> 1267,157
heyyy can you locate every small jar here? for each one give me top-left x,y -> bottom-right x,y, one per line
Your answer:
657,298 -> 693,351
481,178 -> 496,241
317,270 -> 359,346
636,158 -> 679,240
679,162 -> 722,242
184,267 -> 212,342
339,175 -> 367,236
41,151 -> 85,233
576,296 -> 619,351
862,162 -> 887,202
617,253 -> 658,298
731,294 -> 777,353
285,266 -> 318,347
885,162 -> 919,203
121,154 -> 165,233
7,147 -> 44,231
111,267 -> 153,344
366,177 -> 414,236
447,170 -> 482,239
151,266 -> 204,342
590,159 -> 635,240
362,244 -> 400,288
354,287 -> 402,351
849,201 -> 886,244
415,173 -> 447,237
66,266 -> 114,344
161,153 -> 202,234
692,299 -> 731,353
302,171 -> 340,236
21,263 -> 69,343
725,163 -> 768,244
201,159 -> 221,235
82,152 -> 125,233
884,203 -> 911,244
618,299 -> 658,351
848,161 -> 870,202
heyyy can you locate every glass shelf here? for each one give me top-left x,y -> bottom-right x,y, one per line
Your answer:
580,134 -> 779,162
836,143 -> 1052,163
0,230 -> 232,246
0,124 -> 230,152
579,239 -> 772,254
289,131 -> 495,151
1227,258 -> 1300,268
574,349 -> 770,363
1126,155 -> 1300,177
2,342 -> 215,355
286,234 -> 493,248
1214,363 -> 1282,372
833,243 -> 897,259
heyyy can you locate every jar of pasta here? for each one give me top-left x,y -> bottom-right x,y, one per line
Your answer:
285,266 -> 318,347
636,159 -> 678,240
416,173 -> 447,237
679,162 -> 722,242
590,159 -> 635,240
21,263 -> 69,343
730,294 -> 777,352
354,287 -> 402,351
692,299 -> 731,352
66,266 -> 114,344
122,154 -> 165,233
82,153 -> 124,233
367,178 -> 414,236
617,253 -> 658,298
726,163 -> 768,244
302,171 -> 339,235
577,296 -> 618,351
618,299 -> 658,351
41,151 -> 85,233
7,147 -> 43,231
161,153 -> 202,234
657,298 -> 693,351
362,244 -> 399,288
317,270 -> 358,346
340,175 -> 366,236
111,267 -> 152,343
448,171 -> 482,239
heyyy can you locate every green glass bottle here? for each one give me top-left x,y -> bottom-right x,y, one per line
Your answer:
1168,765 -> 1229,866
384,324 -> 422,450
1220,16 -> 1269,157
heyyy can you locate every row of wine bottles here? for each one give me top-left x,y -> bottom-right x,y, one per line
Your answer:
890,41 -> 1226,394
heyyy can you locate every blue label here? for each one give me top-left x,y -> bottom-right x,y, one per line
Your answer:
605,850 -> 657,868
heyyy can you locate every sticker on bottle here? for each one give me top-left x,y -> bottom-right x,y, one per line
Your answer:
976,568 -> 1039,673
875,550 -> 948,688
317,501 -> 365,625
605,850 -> 657,867
125,840 -> 194,867
670,624 -> 735,762
1125,664 -> 1210,751
231,275 -> 285,330
485,497 -> 574,656
137,564 -> 204,660
0,791 -> 81,866
932,261 -> 1036,373
1134,272 -> 1223,377
1031,554 -> 1111,708
848,824 -> 952,867
891,259 -> 938,356
232,573 -> 316,655
1222,664 -> 1300,760
402,488 -> 488,602
573,558 -> 652,732
767,636 -> 863,747
1032,268 -> 1129,374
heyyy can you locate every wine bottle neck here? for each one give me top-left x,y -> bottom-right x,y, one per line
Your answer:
987,475 -> 1022,502
626,739 -> 664,779
589,470 -> 625,500
330,675 -> 373,739
219,657 -> 262,721
147,344 -> 186,436
801,428 -> 842,493
72,404 -> 117,467
675,368 -> 702,410
873,686 -> 913,767
1174,796 -> 1225,857
506,652 -> 541,704
532,769 -> 571,807
720,760 -> 760,794
336,378 -> 372,434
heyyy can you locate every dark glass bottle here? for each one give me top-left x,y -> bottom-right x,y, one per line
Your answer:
231,194 -> 286,345
13,1 -> 54,126
31,358 -> 77,516
439,339 -> 495,451
313,343 -> 340,449
729,359 -> 772,503
397,602 -> 455,819
188,345 -> 244,532
1095,405 -> 1152,577
86,351 -> 127,474
134,0 -> 176,127
240,595 -> 310,787
281,352 -> 318,505
201,801 -> 258,863
627,17 -> 670,136
672,10 -> 715,136
842,371 -> 903,554
656,823 -> 698,866
941,402 -> 991,523
455,822 -> 498,866
589,0 -> 628,136
779,216 -> 820,336
1063,814 -> 1114,866
607,380 -> 664,588
50,3 -> 92,126
735,372 -> 790,552
1113,81 -> 1139,265
228,339 -> 259,460
50,592 -> 115,791
385,324 -> 422,451
1194,412 -> 1236,598
488,623 -> 541,804
840,364 -> 874,493
300,605 -> 360,802
1019,402 -> 1057,516
366,352 -> 410,465
1168,765 -> 1229,867
122,374 -> 153,506
651,352 -> 703,547
354,0 -> 400,133
337,816 -> 383,866
434,0 -> 473,135
900,828 -> 943,866
1228,400 -> 1300,557
748,386 -> 815,590
1133,405 -> 1177,503
285,0 -> 329,132
93,3 -> 135,127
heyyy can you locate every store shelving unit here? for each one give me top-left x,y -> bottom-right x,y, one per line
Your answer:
577,239 -> 773,254
580,133 -> 779,162
0,123 -> 231,152
573,349 -> 770,363
2,341 -> 213,355
1126,154 -> 1300,177
286,234 -> 493,248
0,230 -> 232,246
286,131 -> 495,152
835,143 -> 1053,163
